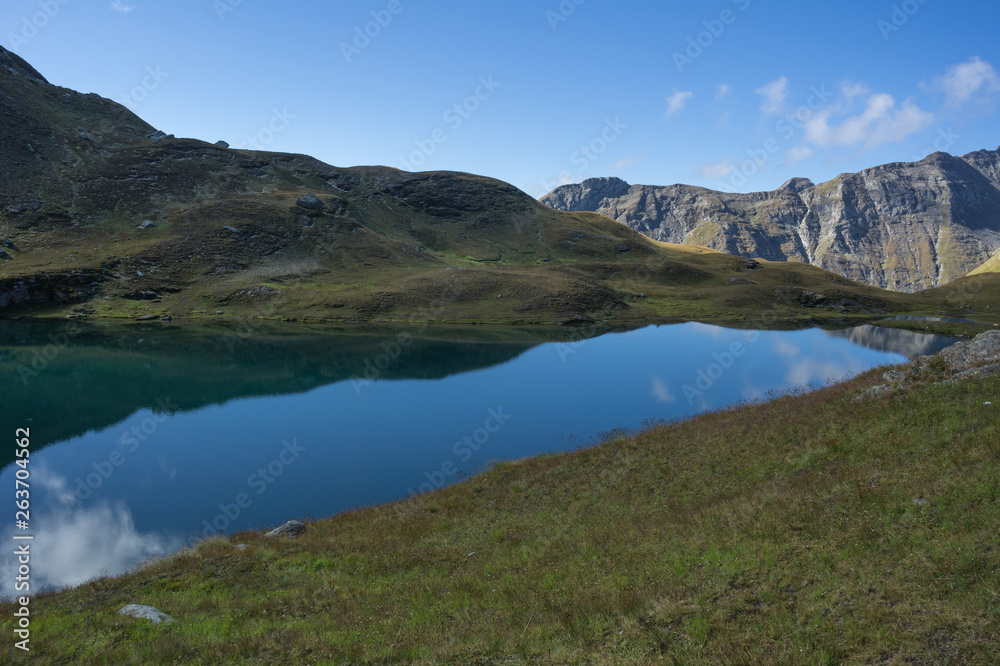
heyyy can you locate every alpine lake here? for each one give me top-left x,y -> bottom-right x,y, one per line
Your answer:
0,317 -> 959,597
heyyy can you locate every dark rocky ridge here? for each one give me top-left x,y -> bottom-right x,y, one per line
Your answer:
541,149 -> 1000,292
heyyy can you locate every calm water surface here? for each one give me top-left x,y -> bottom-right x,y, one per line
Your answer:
0,320 -> 957,597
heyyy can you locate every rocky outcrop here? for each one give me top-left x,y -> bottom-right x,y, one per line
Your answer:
118,604 -> 174,624
265,520 -> 306,538
852,329 -> 1000,402
0,271 -> 107,308
939,330 -> 1000,374
541,149 -> 1000,292
541,177 -> 631,212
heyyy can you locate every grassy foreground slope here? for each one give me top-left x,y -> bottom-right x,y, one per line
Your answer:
6,350 -> 999,663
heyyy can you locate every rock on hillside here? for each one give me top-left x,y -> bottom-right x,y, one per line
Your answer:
541,149 -> 1000,292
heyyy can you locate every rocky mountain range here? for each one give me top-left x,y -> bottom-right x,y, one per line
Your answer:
541,150 -> 1000,292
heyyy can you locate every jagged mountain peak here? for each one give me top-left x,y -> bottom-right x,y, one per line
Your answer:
961,146 -> 1000,190
779,177 -> 814,193
542,176 -> 632,212
541,150 -> 1000,292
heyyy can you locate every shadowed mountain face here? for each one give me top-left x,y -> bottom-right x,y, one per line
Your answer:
541,151 -> 1000,293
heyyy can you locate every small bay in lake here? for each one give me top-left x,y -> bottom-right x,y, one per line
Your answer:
0,319 -> 957,597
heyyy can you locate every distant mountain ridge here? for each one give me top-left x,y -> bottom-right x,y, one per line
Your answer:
541,149 -> 1000,292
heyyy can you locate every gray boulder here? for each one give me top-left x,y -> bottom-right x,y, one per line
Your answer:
0,238 -> 16,250
296,194 -> 324,211
851,384 -> 894,404
939,330 -> 1000,373
138,220 -> 157,229
265,520 -> 306,538
0,249 -> 11,261
118,604 -> 174,624
214,140 -> 229,149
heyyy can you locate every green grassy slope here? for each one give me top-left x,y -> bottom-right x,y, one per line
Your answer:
7,355 -> 999,664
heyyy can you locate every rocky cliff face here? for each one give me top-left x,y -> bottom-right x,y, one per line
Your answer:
541,150 -> 1000,292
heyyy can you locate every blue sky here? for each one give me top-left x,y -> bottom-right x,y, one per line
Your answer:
3,0 -> 999,197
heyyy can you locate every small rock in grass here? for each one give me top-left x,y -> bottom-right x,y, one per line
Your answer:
296,194 -> 324,211
883,370 -> 906,383
136,315 -> 157,321
851,384 -> 893,404
265,520 -> 306,538
118,604 -> 174,624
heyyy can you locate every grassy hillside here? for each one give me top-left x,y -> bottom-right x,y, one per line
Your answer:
7,348 -> 999,664
969,251 -> 1000,276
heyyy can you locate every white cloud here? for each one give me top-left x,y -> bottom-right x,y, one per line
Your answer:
715,83 -> 732,101
700,158 -> 734,179
110,0 -> 135,12
666,90 -> 693,116
784,146 -> 814,164
0,502 -> 182,598
609,154 -> 642,171
31,465 -> 77,506
651,376 -> 676,404
804,93 -> 933,150
755,76 -> 788,115
771,339 -> 801,358
934,56 -> 1000,108
786,358 -> 852,387
840,81 -> 870,104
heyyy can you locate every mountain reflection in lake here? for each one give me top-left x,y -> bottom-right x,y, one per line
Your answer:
0,320 -> 958,597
